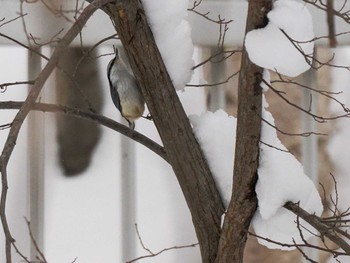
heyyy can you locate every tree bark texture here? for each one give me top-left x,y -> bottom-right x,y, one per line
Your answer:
215,1 -> 273,262
97,1 -> 225,262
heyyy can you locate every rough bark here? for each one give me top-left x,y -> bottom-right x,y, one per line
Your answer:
94,1 -> 225,262
215,1 -> 273,262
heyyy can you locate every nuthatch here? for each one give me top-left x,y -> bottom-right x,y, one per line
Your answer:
107,49 -> 145,129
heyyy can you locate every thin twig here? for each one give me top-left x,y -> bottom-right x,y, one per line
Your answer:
73,33 -> 118,77
25,217 -> 48,263
0,1 -> 112,261
249,231 -> 347,255
186,70 -> 239,88
265,78 -> 350,122
192,49 -> 241,70
259,140 -> 291,153
0,80 -> 35,92
284,202 -> 350,254
0,13 -> 28,28
127,224 -> 198,263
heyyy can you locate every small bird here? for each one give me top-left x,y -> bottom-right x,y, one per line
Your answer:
107,49 -> 145,129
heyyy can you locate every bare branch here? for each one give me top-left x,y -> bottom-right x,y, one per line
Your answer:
303,0 -> 350,24
188,0 -> 233,25
259,140 -> 291,153
186,70 -> 240,88
0,33 -> 50,61
127,224 -> 198,263
192,49 -> 241,70
0,101 -> 167,162
264,78 -> 350,122
258,109 -> 327,137
0,13 -> 28,28
187,0 -> 233,49
29,28 -> 64,47
0,1 -> 112,261
24,218 -> 48,263
0,81 -> 35,93
249,231 -> 347,255
73,33 -> 119,77
0,124 -> 12,131
284,202 -> 350,254
271,76 -> 350,113
327,0 -> 337,47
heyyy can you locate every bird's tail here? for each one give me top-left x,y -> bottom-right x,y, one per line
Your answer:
128,120 -> 135,130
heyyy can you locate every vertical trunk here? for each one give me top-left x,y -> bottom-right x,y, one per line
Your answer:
100,1 -> 225,262
215,1 -> 273,262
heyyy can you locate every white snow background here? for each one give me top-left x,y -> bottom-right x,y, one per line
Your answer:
191,0 -> 323,250
1,0 -> 341,260
190,110 -> 236,208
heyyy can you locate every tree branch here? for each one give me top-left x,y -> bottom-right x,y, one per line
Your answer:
326,0 -> 337,47
0,1 -> 111,261
284,201 -> 350,254
90,1 -> 225,262
215,1 -> 273,262
0,101 -> 167,162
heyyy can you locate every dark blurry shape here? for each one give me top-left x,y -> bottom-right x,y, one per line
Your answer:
56,48 -> 103,176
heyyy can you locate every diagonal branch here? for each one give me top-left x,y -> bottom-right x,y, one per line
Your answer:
284,201 -> 350,254
0,1 -> 111,262
89,1 -> 225,262
0,101 -> 167,162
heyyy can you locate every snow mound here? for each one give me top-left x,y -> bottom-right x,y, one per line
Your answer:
141,0 -> 194,90
190,110 -> 236,207
245,0 -> 314,77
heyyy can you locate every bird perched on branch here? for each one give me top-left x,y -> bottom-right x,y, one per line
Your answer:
107,49 -> 145,129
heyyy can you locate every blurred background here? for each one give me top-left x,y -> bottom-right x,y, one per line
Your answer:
0,0 -> 350,262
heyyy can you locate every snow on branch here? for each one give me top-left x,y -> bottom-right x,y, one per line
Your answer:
141,0 -> 194,91
245,0 -> 314,77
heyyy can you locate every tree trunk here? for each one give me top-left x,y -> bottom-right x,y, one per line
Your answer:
96,1 -> 225,262
215,1 -> 273,262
